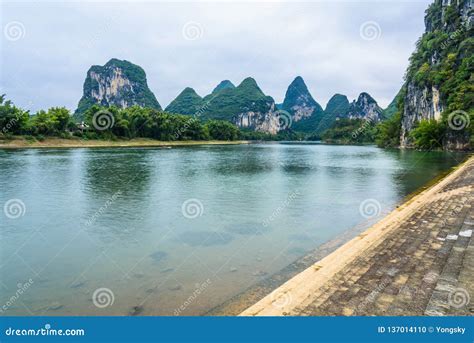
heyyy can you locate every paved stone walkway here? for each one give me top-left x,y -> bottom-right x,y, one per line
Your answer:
242,156 -> 473,316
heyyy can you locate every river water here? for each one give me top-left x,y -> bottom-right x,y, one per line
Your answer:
0,143 -> 465,315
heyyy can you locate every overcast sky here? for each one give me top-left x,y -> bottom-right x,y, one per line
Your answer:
1,0 -> 431,112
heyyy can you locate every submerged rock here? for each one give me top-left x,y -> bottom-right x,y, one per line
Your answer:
149,251 -> 168,263
47,302 -> 64,311
70,280 -> 86,289
145,288 -> 156,294
169,284 -> 182,291
252,270 -> 268,277
129,305 -> 144,316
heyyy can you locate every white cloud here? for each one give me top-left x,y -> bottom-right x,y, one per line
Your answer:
1,0 -> 430,112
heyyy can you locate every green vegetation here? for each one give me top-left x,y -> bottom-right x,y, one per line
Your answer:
290,111 -> 326,134
205,120 -> 240,141
78,105 -> 244,141
200,77 -> 275,122
313,94 -> 350,136
211,80 -> 235,94
346,93 -> 383,119
0,95 -> 30,136
375,113 -> 402,148
30,107 -> 74,136
165,87 -> 204,115
409,119 -> 445,149
281,76 -> 325,133
317,93 -> 383,144
380,0 -> 474,149
324,94 -> 350,118
239,129 -> 303,141
320,118 -> 377,144
0,95 -> 271,142
382,92 -> 401,119
76,59 -> 161,116
407,1 -> 473,115
375,88 -> 405,148
6,0 -> 473,151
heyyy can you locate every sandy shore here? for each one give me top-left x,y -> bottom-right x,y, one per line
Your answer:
0,137 -> 250,149
240,155 -> 473,316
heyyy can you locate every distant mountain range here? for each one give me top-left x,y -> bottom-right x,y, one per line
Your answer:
75,59 -> 393,135
72,0 -> 472,148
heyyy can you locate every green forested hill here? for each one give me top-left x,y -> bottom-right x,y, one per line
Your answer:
165,87 -> 204,115
397,0 -> 473,149
75,59 -> 161,117
281,76 -> 325,133
200,77 -> 275,121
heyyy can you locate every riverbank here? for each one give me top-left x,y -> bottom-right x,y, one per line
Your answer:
0,137 -> 250,149
240,155 -> 473,316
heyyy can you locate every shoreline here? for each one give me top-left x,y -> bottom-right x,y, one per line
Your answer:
1,137 -> 471,152
0,137 -> 251,149
207,159 -> 469,316
206,220 -> 374,315
239,155 -> 473,316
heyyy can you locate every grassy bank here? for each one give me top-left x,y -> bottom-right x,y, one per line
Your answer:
0,136 -> 250,149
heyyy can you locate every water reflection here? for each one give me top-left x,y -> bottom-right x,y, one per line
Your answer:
384,149 -> 465,197
210,146 -> 274,175
0,143 -> 466,316
82,149 -> 153,197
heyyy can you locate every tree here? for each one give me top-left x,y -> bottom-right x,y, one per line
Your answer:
409,119 -> 445,149
0,95 -> 29,135
30,110 -> 54,135
206,120 -> 239,140
376,113 -> 402,148
30,107 -> 72,135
